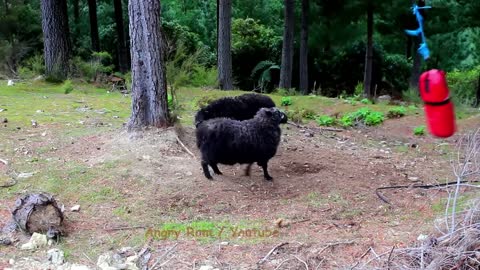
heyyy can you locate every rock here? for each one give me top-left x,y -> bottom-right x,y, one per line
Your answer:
0,236 -> 12,246
36,110 -> 44,113
377,95 -> 391,102
7,80 -> 14,86
417,234 -> 428,241
71,264 -> 94,270
33,75 -> 44,81
31,120 -> 38,127
408,177 -> 420,182
70,205 -> 81,212
48,248 -> 65,265
220,241 -> 229,246
9,258 -> 15,265
41,131 -> 47,137
2,118 -> 7,123
21,232 -> 48,250
185,171 -> 193,176
199,266 -> 215,270
17,172 -> 35,179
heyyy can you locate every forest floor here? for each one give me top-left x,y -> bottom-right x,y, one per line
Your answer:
0,80 -> 479,269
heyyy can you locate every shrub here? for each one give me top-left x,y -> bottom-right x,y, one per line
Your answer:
285,110 -> 303,124
62,80 -> 74,94
414,125 -> 426,136
382,54 -> 412,93
281,96 -> 293,106
339,114 -> 354,127
403,87 -> 422,104
446,67 -> 480,106
387,106 -> 407,118
300,108 -> 316,120
360,98 -> 372,104
316,115 -> 335,126
364,111 -> 385,126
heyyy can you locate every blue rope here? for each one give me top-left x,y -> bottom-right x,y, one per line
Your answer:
405,4 -> 432,60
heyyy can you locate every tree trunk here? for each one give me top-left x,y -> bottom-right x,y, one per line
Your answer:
279,0 -> 295,89
406,35 -> 412,59
4,0 -> 8,15
88,0 -> 100,52
475,74 -> 480,107
127,0 -> 169,130
409,0 -> 426,89
217,0 -> 233,90
299,0 -> 309,94
40,0 -> 71,81
114,0 -> 130,73
363,1 -> 373,98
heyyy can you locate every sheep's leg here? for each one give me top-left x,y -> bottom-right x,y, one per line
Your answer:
245,163 -> 253,176
201,161 -> 213,180
211,164 -> 222,175
259,162 -> 273,181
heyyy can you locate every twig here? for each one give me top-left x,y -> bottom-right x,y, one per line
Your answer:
82,252 -> 94,264
0,158 -> 8,165
387,246 -> 395,270
274,258 -> 293,270
293,255 -> 309,270
258,242 -> 289,265
350,247 -> 372,269
175,135 -> 196,159
104,225 -> 146,232
151,243 -> 178,270
318,240 -> 356,255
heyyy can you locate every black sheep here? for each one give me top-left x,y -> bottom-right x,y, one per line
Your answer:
196,107 -> 287,181
194,93 -> 277,127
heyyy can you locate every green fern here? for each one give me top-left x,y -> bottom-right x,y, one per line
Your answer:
251,60 -> 280,91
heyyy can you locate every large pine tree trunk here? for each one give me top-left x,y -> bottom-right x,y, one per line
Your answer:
363,1 -> 373,98
217,0 -> 233,90
279,0 -> 295,89
40,0 -> 71,81
88,0 -> 100,52
114,0 -> 130,73
299,0 -> 309,94
127,0 -> 169,130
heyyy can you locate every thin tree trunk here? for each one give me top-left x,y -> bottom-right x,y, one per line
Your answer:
363,1 -> 374,98
4,0 -> 8,15
217,0 -> 233,90
475,74 -> 480,107
406,36 -> 412,59
279,0 -> 295,89
41,0 -> 71,81
88,0 -> 100,52
409,0 -> 426,89
127,0 -> 169,130
114,0 -> 130,73
299,0 -> 309,94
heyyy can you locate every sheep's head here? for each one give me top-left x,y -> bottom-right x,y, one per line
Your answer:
256,107 -> 288,125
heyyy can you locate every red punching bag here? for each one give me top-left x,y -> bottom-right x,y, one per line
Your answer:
419,69 -> 456,138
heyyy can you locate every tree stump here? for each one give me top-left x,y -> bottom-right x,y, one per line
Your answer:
11,193 -> 64,238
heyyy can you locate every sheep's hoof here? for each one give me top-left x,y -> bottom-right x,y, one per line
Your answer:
264,176 -> 273,181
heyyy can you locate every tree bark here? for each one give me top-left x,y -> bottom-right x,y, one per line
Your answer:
127,0 -> 169,130
279,0 -> 295,89
406,35 -> 412,59
299,0 -> 309,94
409,0 -> 426,89
114,0 -> 130,73
73,0 -> 79,24
363,0 -> 373,98
40,0 -> 71,81
217,0 -> 233,90
88,0 -> 100,52
4,0 -> 8,15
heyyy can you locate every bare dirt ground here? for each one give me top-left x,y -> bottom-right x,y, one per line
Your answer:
0,113 -> 478,269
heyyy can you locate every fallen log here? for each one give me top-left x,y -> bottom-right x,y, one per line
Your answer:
11,193 -> 64,238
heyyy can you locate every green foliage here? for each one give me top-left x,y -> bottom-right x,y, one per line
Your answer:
414,125 -> 426,136
281,96 -> 293,106
339,114 -> 354,127
251,60 -> 280,92
403,88 -> 422,104
62,80 -> 74,94
195,95 -> 217,109
387,106 -> 407,118
72,52 -> 114,82
354,82 -> 363,96
300,108 -> 317,120
360,98 -> 372,104
364,111 -> 385,126
382,54 -> 412,93
285,110 -> 303,124
316,115 -> 335,126
446,67 -> 480,106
